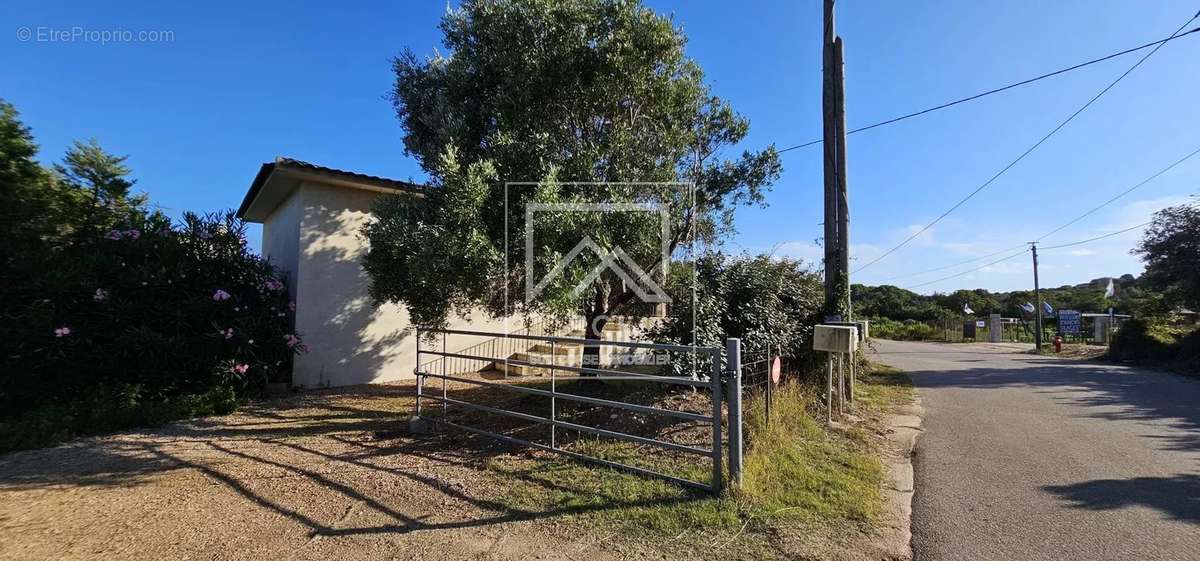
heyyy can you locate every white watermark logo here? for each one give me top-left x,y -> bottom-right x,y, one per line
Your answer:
16,26 -> 175,44
524,202 -> 672,305
503,182 -> 695,369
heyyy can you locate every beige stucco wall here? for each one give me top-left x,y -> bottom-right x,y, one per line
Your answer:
261,188 -> 302,300
261,180 -> 512,388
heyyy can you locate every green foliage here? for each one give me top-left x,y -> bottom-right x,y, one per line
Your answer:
1108,318 -> 1200,368
0,100 -> 54,263
741,382 -> 884,525
854,274 -> 1147,324
0,385 -> 239,453
867,317 -> 942,341
0,100 -> 302,451
1136,203 -> 1200,311
367,0 -> 781,332
49,139 -> 149,236
649,253 -> 824,368
852,284 -> 954,322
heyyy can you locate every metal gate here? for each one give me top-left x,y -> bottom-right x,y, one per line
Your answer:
414,328 -> 735,492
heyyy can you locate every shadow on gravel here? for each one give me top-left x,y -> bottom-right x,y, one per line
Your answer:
1043,474 -> 1200,524
0,380 -> 710,538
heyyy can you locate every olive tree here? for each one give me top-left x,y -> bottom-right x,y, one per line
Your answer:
363,0 -> 781,361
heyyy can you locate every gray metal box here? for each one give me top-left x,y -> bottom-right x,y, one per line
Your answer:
813,325 -> 858,353
826,320 -> 869,341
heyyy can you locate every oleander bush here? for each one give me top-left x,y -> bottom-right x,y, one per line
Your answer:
0,99 -> 303,451
0,212 -> 305,451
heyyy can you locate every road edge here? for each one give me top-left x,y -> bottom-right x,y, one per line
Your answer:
877,395 -> 925,560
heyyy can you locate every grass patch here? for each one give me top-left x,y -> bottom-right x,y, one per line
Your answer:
854,362 -> 915,410
487,439 -> 741,535
740,382 -> 883,526
482,365 -> 911,557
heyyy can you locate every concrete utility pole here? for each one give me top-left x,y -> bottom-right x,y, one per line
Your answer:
834,37 -> 850,319
1030,242 -> 1043,352
822,0 -> 850,319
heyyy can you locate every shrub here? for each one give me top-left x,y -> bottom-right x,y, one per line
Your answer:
868,317 -> 942,341
649,253 -> 824,372
1108,319 -> 1177,362
0,211 -> 303,450
1108,319 -> 1200,369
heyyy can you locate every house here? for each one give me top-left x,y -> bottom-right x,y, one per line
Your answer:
235,158 -> 511,388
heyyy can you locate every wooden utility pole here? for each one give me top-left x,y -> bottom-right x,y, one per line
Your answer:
822,0 -> 850,319
1030,242 -> 1043,352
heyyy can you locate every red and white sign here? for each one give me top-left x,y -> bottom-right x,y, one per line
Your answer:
771,356 -> 782,384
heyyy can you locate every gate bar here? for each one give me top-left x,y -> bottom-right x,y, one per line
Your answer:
420,371 -> 712,423
430,327 -> 709,353
423,349 -> 711,387
429,417 -> 715,492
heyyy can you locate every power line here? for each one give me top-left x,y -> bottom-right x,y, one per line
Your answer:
906,200 -> 1200,289
1039,200 -> 1200,251
777,25 -> 1200,154
1039,221 -> 1151,250
880,243 -> 1028,283
1035,145 -> 1200,241
887,146 -> 1200,282
906,248 -> 1029,289
852,11 -> 1200,275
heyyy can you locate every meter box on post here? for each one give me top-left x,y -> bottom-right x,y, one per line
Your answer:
813,324 -> 858,353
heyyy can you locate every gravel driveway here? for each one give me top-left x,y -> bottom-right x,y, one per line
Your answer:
872,339 -> 1200,561
0,384 -> 626,561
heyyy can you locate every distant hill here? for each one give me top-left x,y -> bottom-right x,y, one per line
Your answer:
853,274 -> 1145,322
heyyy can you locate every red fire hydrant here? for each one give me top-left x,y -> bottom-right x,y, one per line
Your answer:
1053,334 -> 1063,353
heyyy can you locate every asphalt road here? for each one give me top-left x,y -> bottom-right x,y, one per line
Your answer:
872,339 -> 1200,561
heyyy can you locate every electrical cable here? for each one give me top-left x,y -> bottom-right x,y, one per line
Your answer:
778,25 -> 1200,153
852,11 -> 1200,275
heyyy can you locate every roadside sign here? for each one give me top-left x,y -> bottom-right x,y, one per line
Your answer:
975,320 -> 986,328
1059,310 -> 1082,334
771,356 -> 781,384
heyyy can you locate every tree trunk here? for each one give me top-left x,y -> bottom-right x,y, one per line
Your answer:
582,312 -> 607,376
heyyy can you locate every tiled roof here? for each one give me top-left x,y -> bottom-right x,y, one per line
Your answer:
272,158 -> 424,193
237,157 -> 425,219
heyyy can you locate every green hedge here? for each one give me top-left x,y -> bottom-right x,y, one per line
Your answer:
1,212 -> 304,452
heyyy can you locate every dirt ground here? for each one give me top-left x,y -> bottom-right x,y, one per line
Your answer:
0,383 -> 653,561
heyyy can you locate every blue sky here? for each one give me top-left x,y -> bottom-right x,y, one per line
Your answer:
4,1 -> 1197,294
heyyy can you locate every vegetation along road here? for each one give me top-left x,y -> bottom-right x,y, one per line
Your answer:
872,339 -> 1200,561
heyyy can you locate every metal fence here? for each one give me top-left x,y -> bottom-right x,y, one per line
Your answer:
414,328 -> 738,493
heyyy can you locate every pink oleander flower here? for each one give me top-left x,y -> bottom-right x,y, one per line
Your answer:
261,279 -> 284,292
54,326 -> 71,337
105,230 -> 123,240
230,363 -> 249,375
93,288 -> 109,302
123,229 -> 141,240
288,301 -> 296,312
212,289 -> 231,301
221,328 -> 234,340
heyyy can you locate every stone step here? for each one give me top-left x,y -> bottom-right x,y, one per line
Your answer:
527,342 -> 582,355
